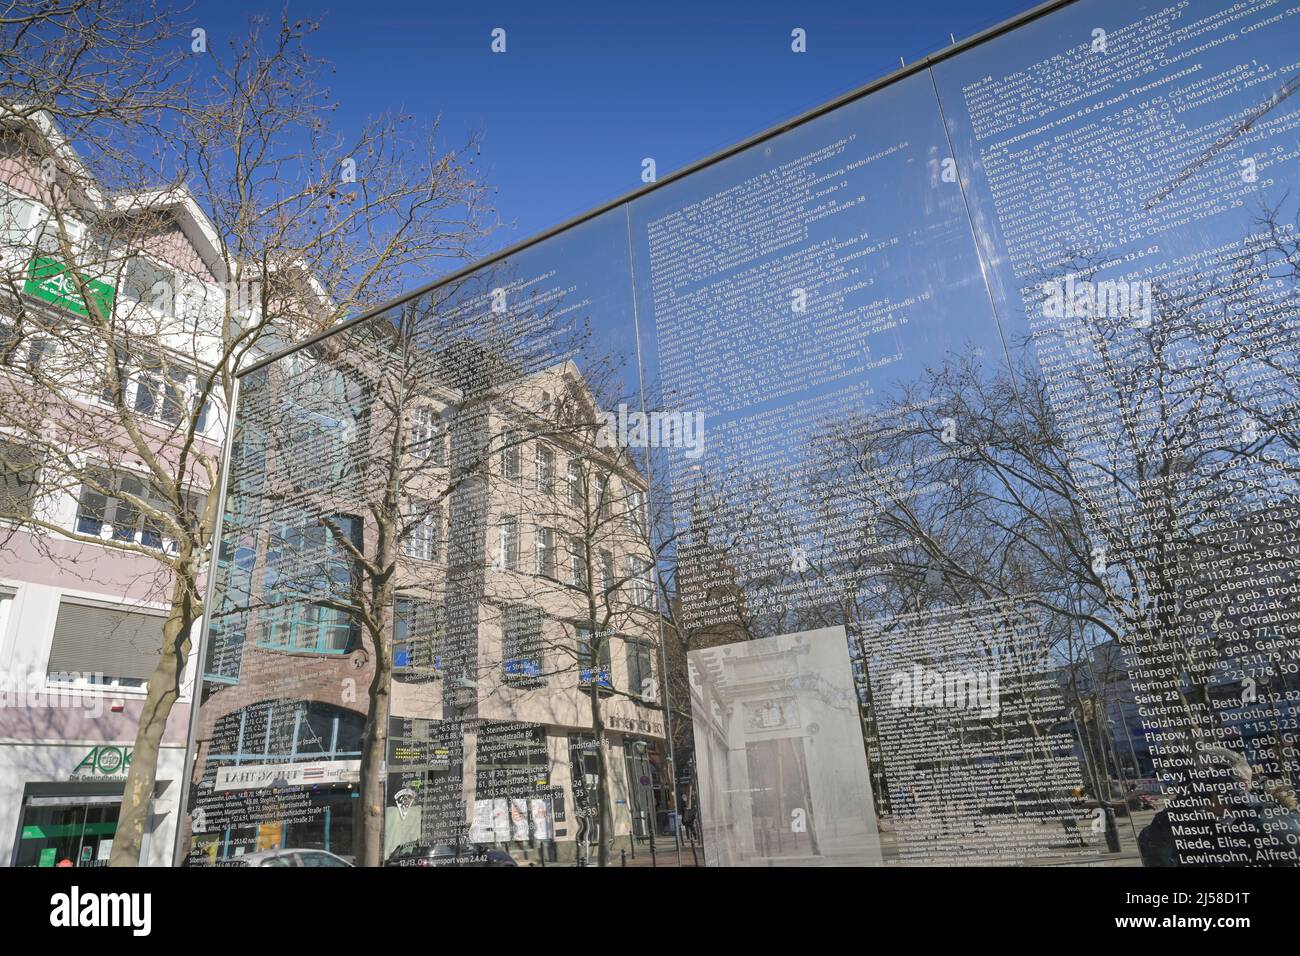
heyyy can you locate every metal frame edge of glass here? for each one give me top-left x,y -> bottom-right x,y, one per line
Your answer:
171,375 -> 242,867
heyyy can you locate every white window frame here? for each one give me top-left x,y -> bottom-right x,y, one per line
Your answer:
628,556 -> 654,609
101,350 -> 213,433
401,500 -> 439,562
497,515 -> 519,571
567,458 -> 583,509
535,526 -> 556,577
73,470 -> 197,554
409,407 -> 446,465
535,442 -> 555,495
501,430 -> 521,481
625,489 -> 647,536
568,535 -> 588,588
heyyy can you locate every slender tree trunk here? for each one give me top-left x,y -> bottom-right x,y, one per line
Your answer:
588,680 -> 613,867
357,413 -> 401,867
109,566 -> 200,866
358,641 -> 391,867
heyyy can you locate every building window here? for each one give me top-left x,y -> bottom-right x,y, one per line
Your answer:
102,350 -> 212,431
287,413 -> 350,491
627,639 -> 654,698
567,536 -> 588,589
567,458 -> 583,509
31,215 -> 75,256
0,438 -> 40,519
535,526 -> 556,578
535,443 -> 555,495
597,472 -> 612,521
0,591 -> 12,651
409,407 -> 447,466
401,500 -> 440,562
394,598 -> 444,682
0,318 -> 52,372
625,489 -> 647,536
133,353 -> 188,423
46,599 -> 163,688
628,556 -> 654,609
502,603 -> 544,681
599,549 -> 615,595
257,515 -> 361,655
0,194 -> 37,245
75,472 -> 180,550
577,626 -> 612,690
502,430 -> 521,481
122,255 -> 176,311
497,515 -> 519,570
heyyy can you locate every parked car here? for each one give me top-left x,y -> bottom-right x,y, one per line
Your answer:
384,841 -> 517,867
227,848 -> 353,867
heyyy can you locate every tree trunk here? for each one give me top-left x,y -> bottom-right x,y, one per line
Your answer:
356,466 -> 398,866
109,571 -> 199,867
357,656 -> 391,867
588,680 -> 613,867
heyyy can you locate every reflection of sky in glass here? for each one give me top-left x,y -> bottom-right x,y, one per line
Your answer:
934,0 -> 1300,328
626,69 -> 1012,537
933,0 -> 1300,512
210,0 -> 1300,619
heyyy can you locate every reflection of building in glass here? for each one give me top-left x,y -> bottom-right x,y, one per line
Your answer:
688,626 -> 880,866
184,341 -> 668,864
1057,640 -> 1156,796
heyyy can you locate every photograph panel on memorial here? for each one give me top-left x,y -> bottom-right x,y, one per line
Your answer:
687,626 -> 881,867
933,0 -> 1300,865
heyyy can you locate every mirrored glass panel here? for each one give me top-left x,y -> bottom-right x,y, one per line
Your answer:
934,0 -> 1300,867
180,0 -> 1300,869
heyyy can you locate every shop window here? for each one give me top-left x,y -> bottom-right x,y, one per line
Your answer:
14,796 -> 120,868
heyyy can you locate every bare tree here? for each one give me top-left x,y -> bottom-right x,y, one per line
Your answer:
1,0 -> 183,138
0,10 -> 488,866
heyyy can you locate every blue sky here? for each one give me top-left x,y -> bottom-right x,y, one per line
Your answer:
190,0 -> 1041,270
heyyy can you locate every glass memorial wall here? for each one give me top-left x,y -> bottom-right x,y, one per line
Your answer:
179,0 -> 1300,867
